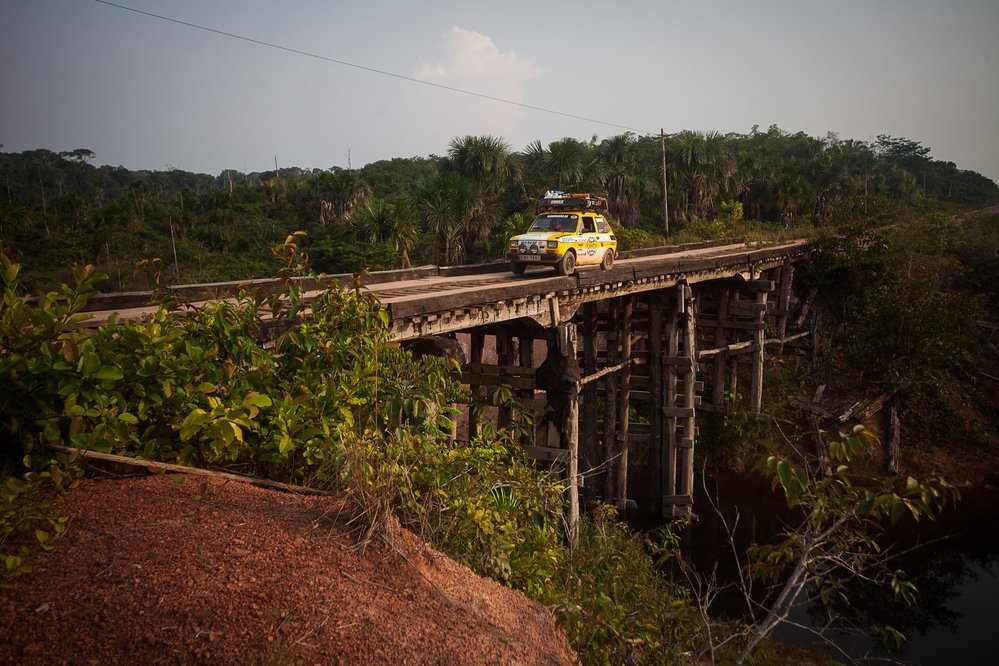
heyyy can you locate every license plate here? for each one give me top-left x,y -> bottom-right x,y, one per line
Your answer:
520,255 -> 541,261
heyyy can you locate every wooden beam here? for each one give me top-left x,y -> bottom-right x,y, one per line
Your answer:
468,332 -> 484,438
582,302 -> 598,506
697,331 -> 811,358
888,400 -> 900,474
496,330 -> 513,429
561,323 -> 581,551
776,258 -> 794,346
580,358 -> 633,386
616,296 -> 633,511
518,334 -> 535,447
664,291 -> 679,513
602,298 -> 619,503
749,288 -> 768,413
680,288 -> 697,498
49,445 -> 332,495
712,287 -> 729,406
648,291 -> 664,517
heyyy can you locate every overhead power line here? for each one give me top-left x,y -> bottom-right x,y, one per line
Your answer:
94,1 -> 654,136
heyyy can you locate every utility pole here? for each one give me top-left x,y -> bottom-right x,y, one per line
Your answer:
661,129 -> 669,242
169,216 -> 180,280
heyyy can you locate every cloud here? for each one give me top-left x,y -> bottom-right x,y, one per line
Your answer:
406,27 -> 541,148
416,27 -> 540,98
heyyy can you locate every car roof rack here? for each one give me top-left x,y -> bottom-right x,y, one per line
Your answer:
536,191 -> 608,213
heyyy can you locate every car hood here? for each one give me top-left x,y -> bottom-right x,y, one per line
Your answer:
511,232 -> 571,242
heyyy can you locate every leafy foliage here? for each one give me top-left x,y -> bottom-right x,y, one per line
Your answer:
733,426 -> 958,662
546,508 -> 698,665
4,127 -> 995,291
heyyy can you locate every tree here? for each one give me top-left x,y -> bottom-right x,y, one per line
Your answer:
446,135 -> 516,251
875,135 -> 931,172
668,131 -> 737,222
522,137 -> 606,193
418,173 -> 478,265
348,198 -> 419,269
58,149 -> 95,164
599,133 -> 643,228
447,135 -> 514,196
712,426 -> 958,663
313,168 -> 368,225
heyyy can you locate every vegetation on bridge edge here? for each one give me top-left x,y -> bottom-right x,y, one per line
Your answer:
2,124 -> 998,662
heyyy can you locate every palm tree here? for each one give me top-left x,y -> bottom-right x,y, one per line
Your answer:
668,131 -> 737,222
418,173 -> 478,265
314,168 -> 368,225
349,198 -> 419,268
447,135 -> 514,196
446,135 -> 517,252
599,133 -> 640,227
520,137 -> 607,193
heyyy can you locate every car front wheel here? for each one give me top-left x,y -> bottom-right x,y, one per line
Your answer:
510,261 -> 527,275
601,249 -> 615,270
557,251 -> 576,276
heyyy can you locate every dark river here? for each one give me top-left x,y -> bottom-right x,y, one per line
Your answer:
673,473 -> 999,664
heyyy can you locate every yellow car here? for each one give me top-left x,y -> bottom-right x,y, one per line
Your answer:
507,192 -> 617,275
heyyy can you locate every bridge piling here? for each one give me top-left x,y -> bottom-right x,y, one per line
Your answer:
581,303 -> 599,507
615,296 -> 634,510
750,285 -> 770,413
602,299 -> 619,504
648,291 -> 665,518
467,333 -> 484,439
680,285 -> 698,503
664,291 -> 680,515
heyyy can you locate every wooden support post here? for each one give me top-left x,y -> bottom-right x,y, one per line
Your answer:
559,323 -> 580,550
602,299 -> 619,504
888,400 -> 900,474
776,258 -> 794,347
518,334 -> 534,446
648,292 -> 664,516
497,330 -> 513,429
664,291 -> 679,513
712,287 -> 730,406
535,323 -> 581,545
795,287 -> 818,328
750,288 -> 768,413
616,296 -> 633,511
468,333 -> 484,439
680,285 -> 697,502
582,303 -> 598,506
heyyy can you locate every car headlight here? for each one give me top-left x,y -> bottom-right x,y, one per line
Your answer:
509,240 -> 518,248
547,240 -> 558,249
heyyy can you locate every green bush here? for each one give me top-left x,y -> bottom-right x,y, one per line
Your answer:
545,508 -> 698,665
0,247 -> 702,660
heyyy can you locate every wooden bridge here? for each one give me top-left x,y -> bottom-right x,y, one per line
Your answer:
76,238 -> 814,530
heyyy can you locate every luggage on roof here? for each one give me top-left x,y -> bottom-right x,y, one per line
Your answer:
537,192 -> 608,213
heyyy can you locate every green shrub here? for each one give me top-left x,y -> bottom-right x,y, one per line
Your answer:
1,247 -> 703,660
545,508 -> 698,665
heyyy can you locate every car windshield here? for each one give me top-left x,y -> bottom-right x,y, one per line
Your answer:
529,214 -> 578,233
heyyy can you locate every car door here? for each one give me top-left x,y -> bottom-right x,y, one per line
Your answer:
577,215 -> 601,264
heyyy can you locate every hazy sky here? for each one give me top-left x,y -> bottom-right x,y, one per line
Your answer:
2,0 -> 997,181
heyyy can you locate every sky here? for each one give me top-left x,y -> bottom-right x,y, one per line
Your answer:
2,0 -> 997,182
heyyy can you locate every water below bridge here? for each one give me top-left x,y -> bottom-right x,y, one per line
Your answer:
663,473 -> 999,663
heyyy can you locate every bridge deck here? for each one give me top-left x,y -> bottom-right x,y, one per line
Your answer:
71,239 -> 810,340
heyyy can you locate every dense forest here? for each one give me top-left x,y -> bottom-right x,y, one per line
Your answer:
2,126 -> 996,291
2,128 -> 999,663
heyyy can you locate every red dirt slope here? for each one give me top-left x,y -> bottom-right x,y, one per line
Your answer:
0,474 -> 575,665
